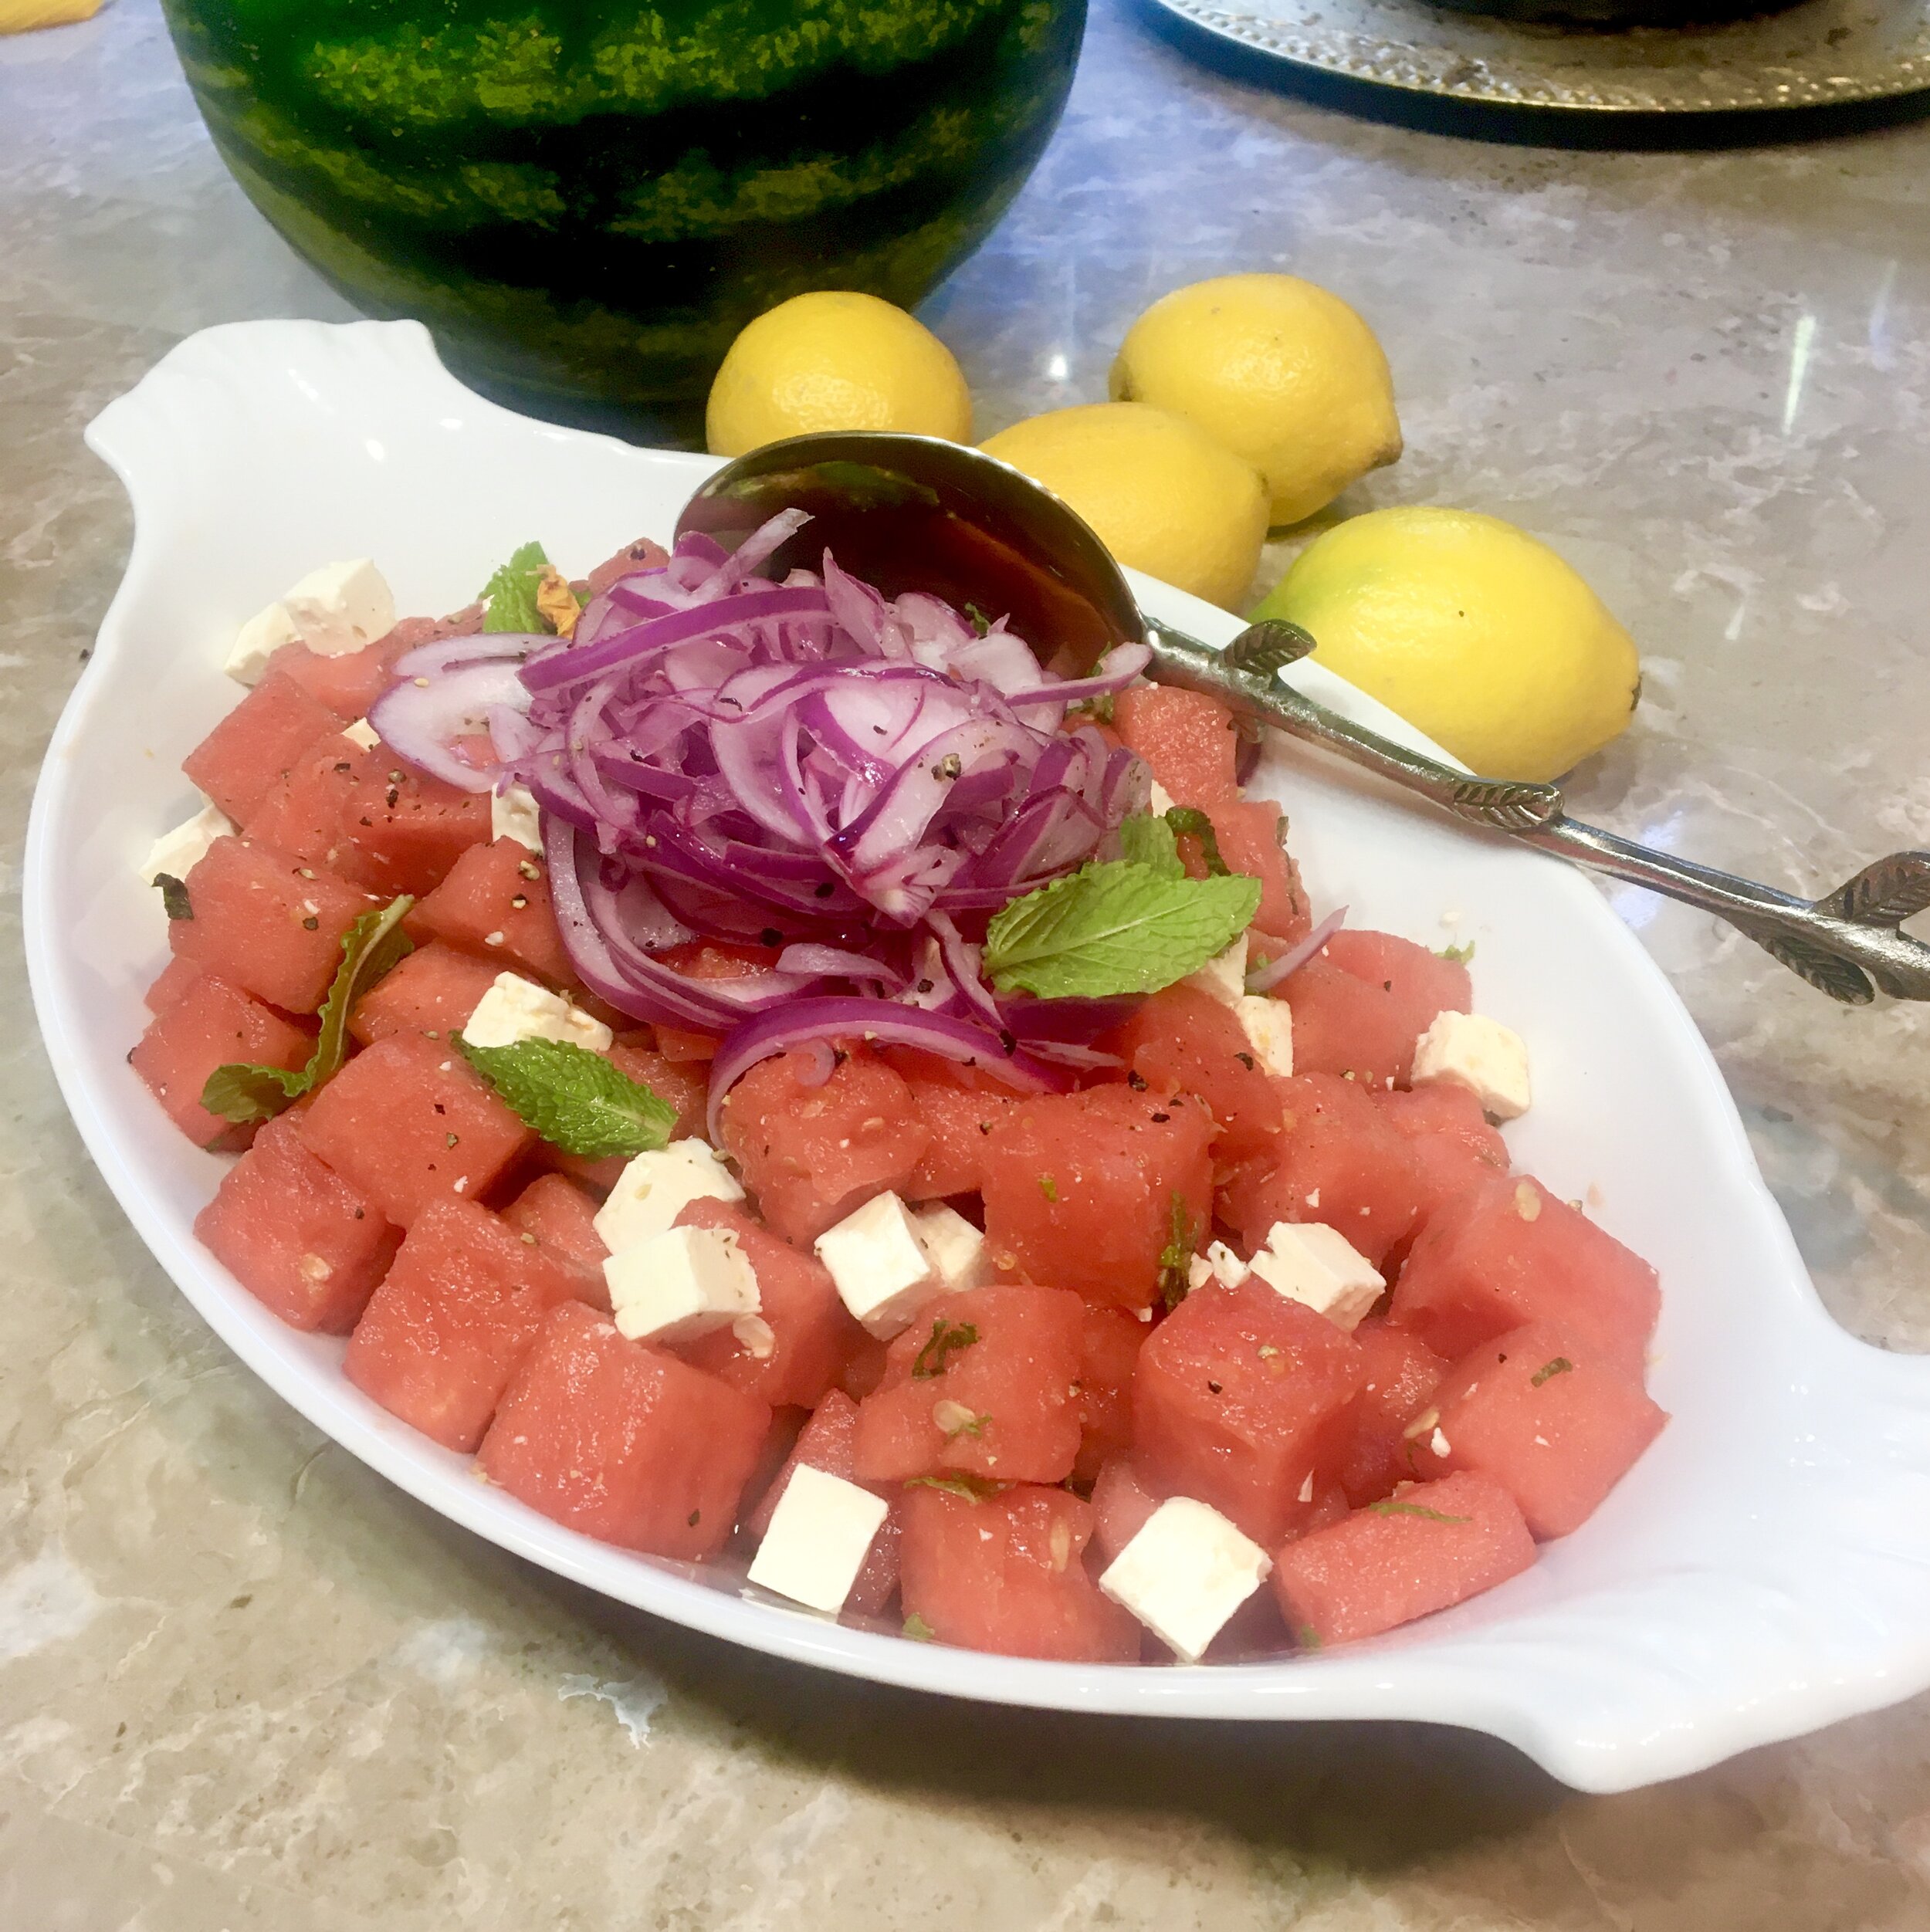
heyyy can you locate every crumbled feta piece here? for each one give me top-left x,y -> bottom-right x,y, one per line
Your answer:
1246,1220 -> 1385,1331
910,1202 -> 990,1293
747,1464 -> 889,1615
342,717 -> 381,751
1187,1254 -> 1216,1295
1234,993 -> 1293,1077
732,1315 -> 777,1360
1411,1010 -> 1532,1121
141,801 -> 233,887
593,1140 -> 744,1254
604,1224 -> 759,1345
223,560 -> 394,683
1148,780 -> 1177,817
222,599 -> 299,685
462,972 -> 613,1054
1099,1497 -> 1272,1662
492,781 -> 543,852
814,1192 -> 943,1339
1187,1241 -> 1250,1297
1184,932 -> 1248,1006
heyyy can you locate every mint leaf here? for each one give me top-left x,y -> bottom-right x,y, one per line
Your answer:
1114,810 -> 1185,879
1365,1500 -> 1471,1524
911,1318 -> 980,1380
1158,1191 -> 1198,1310
1163,807 -> 1230,877
479,540 -> 552,633
1437,939 -> 1476,965
984,860 -> 1259,1000
903,1473 -> 1006,1502
201,897 -> 415,1125
457,1034 -> 677,1159
902,1612 -> 937,1642
1530,1355 -> 1573,1388
155,873 -> 192,921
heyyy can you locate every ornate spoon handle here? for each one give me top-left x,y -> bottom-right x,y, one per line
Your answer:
1144,619 -> 1930,1007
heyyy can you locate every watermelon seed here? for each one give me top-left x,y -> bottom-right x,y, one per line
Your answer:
1235,1052 -> 1255,1070
1207,1380 -> 1223,1394
301,916 -> 320,931
688,1510 -> 701,1527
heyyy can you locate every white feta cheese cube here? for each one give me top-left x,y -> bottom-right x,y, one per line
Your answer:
1099,1497 -> 1272,1662
1234,993 -> 1293,1077
814,1192 -> 943,1339
141,801 -> 233,887
1184,932 -> 1248,1006
593,1140 -> 745,1254
462,972 -> 614,1054
1246,1221 -> 1385,1331
1148,780 -> 1177,817
1410,1010 -> 1532,1121
604,1225 -> 760,1345
910,1203 -> 990,1293
222,598 -> 299,685
747,1464 -> 889,1615
279,559 -> 395,658
492,781 -> 543,852
342,717 -> 381,751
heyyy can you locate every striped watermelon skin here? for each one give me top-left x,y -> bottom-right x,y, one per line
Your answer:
159,0 -> 1086,420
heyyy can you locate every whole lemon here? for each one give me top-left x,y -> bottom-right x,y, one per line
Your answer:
980,402 -> 1268,610
706,292 -> 973,455
1254,506 -> 1640,780
1110,273 -> 1402,528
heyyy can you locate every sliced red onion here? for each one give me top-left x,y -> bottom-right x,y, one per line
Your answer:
520,585 -> 832,694
370,656 -> 532,791
997,993 -> 1142,1044
1001,643 -> 1151,710
1245,905 -> 1348,993
776,944 -> 906,986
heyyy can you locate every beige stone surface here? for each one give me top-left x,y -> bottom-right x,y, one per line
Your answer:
4,1 -> 1930,1925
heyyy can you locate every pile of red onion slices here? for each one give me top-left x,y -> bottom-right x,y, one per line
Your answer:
370,513 -> 1162,1119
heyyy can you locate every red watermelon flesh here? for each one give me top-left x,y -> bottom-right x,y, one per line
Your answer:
1270,1470 -> 1536,1648
744,1389 -> 899,1616
144,956 -> 203,1015
344,1197 -> 586,1450
1389,1175 -> 1661,1376
539,1037 -> 710,1193
407,837 -> 572,986
1408,1322 -> 1668,1538
1201,800 -> 1312,946
502,1173 -> 611,1306
672,1197 -> 859,1410
1374,1085 -> 1510,1231
479,1301 -> 770,1560
881,1047 -> 1019,1201
1337,1318 -> 1450,1507
1282,931 -> 1471,1091
168,836 -> 379,1016
584,537 -> 672,598
181,672 -> 344,824
1133,1275 -> 1368,1547
130,973 -> 312,1152
1114,684 -> 1240,807
1072,1304 -> 1147,1484
981,1084 -> 1214,1312
853,1284 -> 1087,1485
1218,1071 -> 1424,1268
347,941 -> 503,1047
262,600 -> 482,719
296,1031 -> 533,1227
720,1044 -> 929,1243
195,1112 -> 400,1330
898,1483 -> 1141,1663
1089,1457 -> 1163,1566
1109,983 -> 1285,1170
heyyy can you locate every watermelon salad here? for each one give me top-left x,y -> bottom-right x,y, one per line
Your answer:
130,522 -> 1666,1666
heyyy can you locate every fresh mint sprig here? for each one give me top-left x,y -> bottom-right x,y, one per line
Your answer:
456,1034 -> 678,1159
479,540 -> 554,634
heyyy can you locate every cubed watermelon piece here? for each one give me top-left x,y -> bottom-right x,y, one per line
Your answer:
1089,1457 -> 1163,1566
719,1044 -> 929,1243
478,1301 -> 770,1559
1337,1318 -> 1450,1507
296,1031 -> 534,1227
344,1198 -> 587,1450
1109,983 -> 1285,1169
1389,1176 -> 1661,1375
348,941 -> 503,1047
1134,1275 -> 1367,1546
1270,1471 -> 1536,1648
1409,1323 -> 1668,1537
671,1197 -> 860,1409
181,672 -> 344,823
882,1047 -> 1019,1201
981,1084 -> 1214,1311
195,1112 -> 401,1330
143,956 -> 203,1014
1218,1071 -> 1424,1268
1072,1304 -> 1146,1484
1113,685 -> 1239,807
261,638 -> 391,722
744,1389 -> 899,1616
898,1483 -> 1141,1663
1283,930 -> 1472,1089
852,1284 -> 1087,1485
168,836 -> 379,1016
130,973 -> 312,1151
1374,1084 -> 1510,1230
407,837 -> 572,985
585,536 -> 672,597
838,1333 -> 891,1401
501,1172 -> 611,1306
1200,800 -> 1312,947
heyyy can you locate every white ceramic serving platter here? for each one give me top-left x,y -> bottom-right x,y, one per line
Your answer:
28,319 -> 1930,1795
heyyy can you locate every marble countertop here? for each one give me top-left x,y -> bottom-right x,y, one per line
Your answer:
5,1 -> 1929,1924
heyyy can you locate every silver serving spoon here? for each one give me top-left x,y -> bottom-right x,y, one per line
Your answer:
680,431 -> 1930,1005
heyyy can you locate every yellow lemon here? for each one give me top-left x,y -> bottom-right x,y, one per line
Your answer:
706,292 -> 973,455
1254,506 -> 1640,781
1109,273 -> 1402,528
980,402 -> 1268,611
